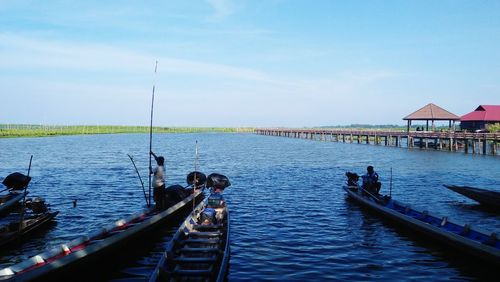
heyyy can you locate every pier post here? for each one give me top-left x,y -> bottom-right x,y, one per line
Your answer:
482,139 -> 487,155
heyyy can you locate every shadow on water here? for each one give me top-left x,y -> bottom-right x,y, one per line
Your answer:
345,197 -> 499,281
0,221 -> 58,261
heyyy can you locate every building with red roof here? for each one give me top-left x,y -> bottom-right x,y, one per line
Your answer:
460,105 -> 500,131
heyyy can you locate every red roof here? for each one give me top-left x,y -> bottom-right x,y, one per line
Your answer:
460,105 -> 500,121
403,103 -> 460,120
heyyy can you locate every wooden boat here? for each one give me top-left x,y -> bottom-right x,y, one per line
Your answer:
343,173 -> 500,265
443,185 -> 500,209
149,173 -> 231,282
0,192 -> 26,216
0,184 -> 205,281
0,210 -> 58,248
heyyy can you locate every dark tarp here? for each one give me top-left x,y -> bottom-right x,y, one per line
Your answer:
206,173 -> 231,189
165,184 -> 190,202
186,171 -> 207,186
2,172 -> 31,190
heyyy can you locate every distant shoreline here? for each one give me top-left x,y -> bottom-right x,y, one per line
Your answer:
0,125 -> 255,138
2,124 -> 454,138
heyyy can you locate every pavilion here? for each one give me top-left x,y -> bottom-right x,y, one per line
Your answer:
403,103 -> 460,132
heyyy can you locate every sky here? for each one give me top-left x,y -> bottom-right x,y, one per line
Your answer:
1,0 -> 499,127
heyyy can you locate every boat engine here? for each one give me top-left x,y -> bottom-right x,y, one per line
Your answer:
346,172 -> 359,187
28,197 -> 48,213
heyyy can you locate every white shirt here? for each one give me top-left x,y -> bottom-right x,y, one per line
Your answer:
152,165 -> 165,188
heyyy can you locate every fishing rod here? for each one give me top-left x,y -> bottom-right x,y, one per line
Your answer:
389,167 -> 393,197
148,60 -> 158,208
19,155 -> 33,231
192,141 -> 199,212
127,154 -> 149,206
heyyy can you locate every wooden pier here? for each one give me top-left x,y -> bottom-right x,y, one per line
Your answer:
255,129 -> 500,156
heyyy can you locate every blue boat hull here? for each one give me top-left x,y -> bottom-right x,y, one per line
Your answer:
343,186 -> 500,265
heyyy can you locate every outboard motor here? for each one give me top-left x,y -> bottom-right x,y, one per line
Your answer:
346,172 -> 359,187
29,197 -> 48,213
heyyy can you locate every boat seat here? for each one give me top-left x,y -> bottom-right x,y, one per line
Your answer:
173,266 -> 213,276
421,211 -> 428,219
184,238 -> 221,244
38,245 -> 68,261
188,231 -> 222,238
0,268 -> 15,276
179,247 -> 220,253
461,224 -> 471,235
440,217 -> 448,227
484,232 -> 497,246
404,205 -> 411,214
175,256 -> 217,263
193,224 -> 222,231
9,255 -> 45,273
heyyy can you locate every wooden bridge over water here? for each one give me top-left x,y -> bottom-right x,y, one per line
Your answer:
255,128 -> 500,156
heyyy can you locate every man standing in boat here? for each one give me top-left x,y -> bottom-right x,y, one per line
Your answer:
362,165 -> 380,194
150,151 -> 166,210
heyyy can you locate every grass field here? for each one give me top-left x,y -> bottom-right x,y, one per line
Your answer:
0,124 -> 255,138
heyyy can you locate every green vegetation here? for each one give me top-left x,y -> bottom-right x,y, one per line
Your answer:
487,123 -> 500,133
0,124 -> 255,138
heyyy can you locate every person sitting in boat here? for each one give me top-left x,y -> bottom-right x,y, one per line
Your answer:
150,151 -> 166,210
362,165 -> 381,194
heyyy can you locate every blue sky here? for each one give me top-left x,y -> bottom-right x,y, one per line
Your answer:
1,0 -> 499,127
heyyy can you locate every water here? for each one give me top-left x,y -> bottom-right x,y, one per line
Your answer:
0,133 -> 499,280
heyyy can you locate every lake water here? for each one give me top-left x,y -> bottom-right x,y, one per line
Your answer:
0,133 -> 499,281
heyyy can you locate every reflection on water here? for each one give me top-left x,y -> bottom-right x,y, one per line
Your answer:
0,133 -> 499,280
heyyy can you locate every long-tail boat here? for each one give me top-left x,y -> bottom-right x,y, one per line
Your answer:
0,198 -> 59,247
149,173 -> 231,282
443,184 -> 500,209
0,172 -> 206,282
344,172 -> 500,265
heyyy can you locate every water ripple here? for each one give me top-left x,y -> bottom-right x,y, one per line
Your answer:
1,133 -> 499,281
